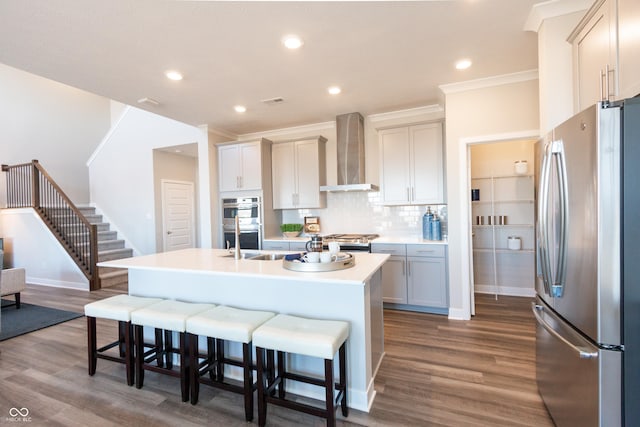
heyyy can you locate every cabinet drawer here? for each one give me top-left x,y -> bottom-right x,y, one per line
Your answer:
289,241 -> 308,252
262,241 -> 290,251
371,243 -> 407,257
406,244 -> 445,258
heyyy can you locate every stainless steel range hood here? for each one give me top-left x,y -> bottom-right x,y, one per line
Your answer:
320,112 -> 379,192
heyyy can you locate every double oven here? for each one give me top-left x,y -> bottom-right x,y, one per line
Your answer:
222,197 -> 262,250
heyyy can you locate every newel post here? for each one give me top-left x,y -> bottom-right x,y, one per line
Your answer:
31,159 -> 40,209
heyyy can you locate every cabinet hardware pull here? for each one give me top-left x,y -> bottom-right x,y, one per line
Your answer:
402,260 -> 406,276
407,260 -> 411,276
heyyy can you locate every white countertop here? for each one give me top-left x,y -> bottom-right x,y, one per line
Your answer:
265,235 -> 448,245
98,248 -> 389,286
373,236 -> 448,245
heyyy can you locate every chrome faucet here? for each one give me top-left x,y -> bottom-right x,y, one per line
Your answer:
234,215 -> 241,260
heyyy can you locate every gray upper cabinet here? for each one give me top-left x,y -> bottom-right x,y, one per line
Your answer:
379,122 -> 444,206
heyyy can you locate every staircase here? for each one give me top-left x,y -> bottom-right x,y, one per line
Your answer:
2,160 -> 132,290
77,206 -> 132,288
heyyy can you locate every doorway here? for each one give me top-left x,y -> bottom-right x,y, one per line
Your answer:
468,139 -> 537,304
161,180 -> 196,252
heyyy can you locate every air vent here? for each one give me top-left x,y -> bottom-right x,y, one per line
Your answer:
137,97 -> 160,106
261,97 -> 284,105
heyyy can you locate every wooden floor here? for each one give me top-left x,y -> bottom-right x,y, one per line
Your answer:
0,285 -> 553,426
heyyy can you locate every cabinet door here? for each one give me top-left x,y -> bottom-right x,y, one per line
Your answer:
271,142 -> 296,209
218,145 -> 241,192
407,256 -> 447,307
574,0 -> 617,112
239,142 -> 262,190
295,140 -> 322,208
380,256 -> 407,304
618,0 -> 640,99
411,123 -> 444,204
289,241 -> 307,252
379,127 -> 410,205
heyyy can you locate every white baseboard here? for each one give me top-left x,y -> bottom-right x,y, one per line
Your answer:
475,285 -> 535,297
448,307 -> 471,320
27,277 -> 89,291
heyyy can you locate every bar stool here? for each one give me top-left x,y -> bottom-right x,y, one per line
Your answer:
131,299 -> 215,401
84,294 -> 163,386
253,314 -> 349,427
186,305 -> 275,421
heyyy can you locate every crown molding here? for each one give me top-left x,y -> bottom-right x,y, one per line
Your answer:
367,104 -> 444,123
238,120 -> 335,141
524,0 -> 592,33
439,69 -> 539,95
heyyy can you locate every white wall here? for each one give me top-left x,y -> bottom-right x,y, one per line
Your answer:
0,63 -> 110,206
442,75 -> 540,320
88,107 -> 208,255
0,209 -> 88,289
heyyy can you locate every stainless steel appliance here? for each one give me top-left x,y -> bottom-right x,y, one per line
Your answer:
534,99 -> 640,426
322,233 -> 379,252
222,197 -> 262,250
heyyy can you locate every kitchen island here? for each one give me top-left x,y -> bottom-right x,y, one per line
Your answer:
98,248 -> 389,412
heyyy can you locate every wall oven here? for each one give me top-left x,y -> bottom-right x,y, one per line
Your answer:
222,197 -> 262,250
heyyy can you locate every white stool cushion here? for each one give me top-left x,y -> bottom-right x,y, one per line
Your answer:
186,306 -> 275,344
84,295 -> 163,322
131,300 -> 215,332
252,314 -> 349,360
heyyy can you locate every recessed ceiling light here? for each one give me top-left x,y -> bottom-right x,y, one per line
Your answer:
455,59 -> 472,70
282,35 -> 304,49
328,86 -> 341,95
234,105 -> 247,113
165,70 -> 183,81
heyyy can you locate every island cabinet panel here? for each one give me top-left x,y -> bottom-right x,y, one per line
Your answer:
372,242 -> 448,314
261,239 -> 307,251
379,122 -> 444,206
218,139 -> 272,192
99,248 -> 388,413
271,136 -> 326,209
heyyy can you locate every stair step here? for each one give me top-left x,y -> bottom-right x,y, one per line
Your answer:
59,222 -> 110,232
99,269 -> 128,288
98,248 -> 133,262
98,231 -> 117,241
83,214 -> 103,224
76,239 -> 125,251
76,206 -> 96,215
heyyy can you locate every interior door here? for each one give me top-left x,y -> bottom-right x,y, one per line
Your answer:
161,180 -> 196,252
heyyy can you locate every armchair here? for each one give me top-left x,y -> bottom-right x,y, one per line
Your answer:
0,268 -> 27,309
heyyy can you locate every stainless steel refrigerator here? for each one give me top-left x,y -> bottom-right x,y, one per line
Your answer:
534,98 -> 640,427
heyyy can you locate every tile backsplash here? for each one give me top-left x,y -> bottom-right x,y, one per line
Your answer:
281,191 -> 447,239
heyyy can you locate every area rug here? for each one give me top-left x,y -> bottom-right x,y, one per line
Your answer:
0,299 -> 83,341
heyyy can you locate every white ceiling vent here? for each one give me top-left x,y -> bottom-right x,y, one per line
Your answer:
137,97 -> 160,106
261,97 -> 284,105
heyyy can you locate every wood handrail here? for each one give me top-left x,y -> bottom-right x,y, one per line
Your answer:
1,159 -> 100,290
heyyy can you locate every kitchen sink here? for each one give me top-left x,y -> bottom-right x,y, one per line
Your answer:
219,251 -> 261,259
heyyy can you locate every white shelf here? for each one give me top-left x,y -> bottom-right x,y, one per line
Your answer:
473,248 -> 535,254
472,174 -> 534,180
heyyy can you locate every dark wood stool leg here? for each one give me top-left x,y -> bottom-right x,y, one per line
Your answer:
266,349 -> 275,396
325,358 -> 335,427
155,328 -> 164,368
256,347 -> 267,427
124,321 -> 134,386
277,350 -> 286,399
165,330 -> 174,370
179,332 -> 189,402
216,338 -> 225,382
242,342 -> 254,422
87,316 -> 97,375
340,342 -> 348,416
118,321 -> 126,358
207,337 -> 216,380
189,333 -> 200,405
135,325 -> 145,388
15,293 -> 21,309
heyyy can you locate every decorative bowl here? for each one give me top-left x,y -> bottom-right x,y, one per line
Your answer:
283,231 -> 301,238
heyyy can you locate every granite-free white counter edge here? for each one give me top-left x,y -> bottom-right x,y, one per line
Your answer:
98,248 -> 389,286
372,236 -> 448,245
265,235 -> 448,245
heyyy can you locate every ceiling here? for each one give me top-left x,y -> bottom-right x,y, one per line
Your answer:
0,0 -> 548,136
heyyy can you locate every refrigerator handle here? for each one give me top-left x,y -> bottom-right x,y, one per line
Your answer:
531,303 -> 598,359
551,140 -> 569,297
537,141 -> 552,295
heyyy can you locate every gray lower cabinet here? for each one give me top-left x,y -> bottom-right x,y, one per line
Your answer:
262,240 -> 307,252
372,243 -> 448,314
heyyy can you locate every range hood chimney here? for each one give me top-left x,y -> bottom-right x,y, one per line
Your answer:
320,112 -> 379,192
